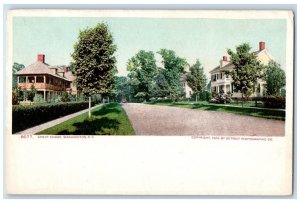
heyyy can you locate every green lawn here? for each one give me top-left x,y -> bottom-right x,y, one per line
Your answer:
36,103 -> 135,135
147,101 -> 285,120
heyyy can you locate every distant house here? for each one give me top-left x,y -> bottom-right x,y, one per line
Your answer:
180,73 -> 193,98
15,54 -> 77,101
209,42 -> 273,98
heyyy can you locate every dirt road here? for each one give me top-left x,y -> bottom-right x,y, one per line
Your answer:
122,103 -> 285,136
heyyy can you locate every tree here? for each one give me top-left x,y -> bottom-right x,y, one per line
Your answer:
115,76 -> 132,102
71,23 -> 117,118
27,84 -> 37,102
152,68 -> 169,99
157,49 -> 187,101
264,60 -> 286,96
226,43 -> 264,106
186,59 -> 207,102
12,62 -> 25,89
127,50 -> 157,101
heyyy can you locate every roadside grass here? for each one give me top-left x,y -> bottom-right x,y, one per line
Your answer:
147,101 -> 285,121
36,103 -> 135,135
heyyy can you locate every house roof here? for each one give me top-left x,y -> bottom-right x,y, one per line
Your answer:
209,49 -> 272,74
15,61 -> 73,81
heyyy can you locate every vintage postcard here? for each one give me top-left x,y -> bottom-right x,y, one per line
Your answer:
5,9 -> 294,195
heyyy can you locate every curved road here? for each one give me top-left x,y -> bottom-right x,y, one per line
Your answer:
122,103 -> 285,136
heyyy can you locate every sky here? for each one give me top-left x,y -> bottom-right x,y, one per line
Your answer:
13,17 -> 287,77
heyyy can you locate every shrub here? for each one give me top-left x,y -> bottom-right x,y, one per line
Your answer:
210,90 -> 232,104
50,95 -> 62,103
33,94 -> 45,102
263,96 -> 285,109
199,91 -> 211,101
12,101 -> 95,133
12,92 -> 19,105
61,92 -> 71,102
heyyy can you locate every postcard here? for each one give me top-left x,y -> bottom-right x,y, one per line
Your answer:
5,9 -> 294,195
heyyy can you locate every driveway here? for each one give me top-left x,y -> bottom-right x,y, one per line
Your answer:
122,103 -> 285,136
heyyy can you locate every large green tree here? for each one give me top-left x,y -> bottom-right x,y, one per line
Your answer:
127,50 -> 157,101
186,59 -> 207,102
264,60 -> 286,96
71,23 -> 117,117
157,49 -> 187,101
115,76 -> 132,102
226,43 -> 264,102
12,62 -> 25,89
152,68 -> 169,99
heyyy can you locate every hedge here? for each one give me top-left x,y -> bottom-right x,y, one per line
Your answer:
263,96 -> 286,109
12,101 -> 95,133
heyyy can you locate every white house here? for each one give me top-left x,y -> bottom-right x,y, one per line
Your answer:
209,41 -> 274,98
180,73 -> 193,98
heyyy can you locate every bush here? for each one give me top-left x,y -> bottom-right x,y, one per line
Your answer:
263,96 -> 285,109
210,90 -> 232,104
33,94 -> 45,102
12,92 -> 19,105
12,101 -> 95,133
61,92 -> 71,102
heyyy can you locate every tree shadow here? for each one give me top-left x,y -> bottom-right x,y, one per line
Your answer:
92,103 -> 121,116
57,117 -> 120,135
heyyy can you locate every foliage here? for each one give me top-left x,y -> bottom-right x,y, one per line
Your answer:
263,60 -> 286,96
50,95 -> 62,103
152,68 -> 169,99
198,91 -> 211,101
61,92 -> 71,102
71,23 -> 117,96
216,90 -> 232,104
263,96 -> 285,109
127,50 -> 157,101
186,59 -> 207,101
36,103 -> 135,135
15,86 -> 25,101
33,94 -> 45,102
12,62 -> 25,89
115,76 -> 132,102
226,43 -> 265,99
27,84 -> 37,102
157,49 -> 187,101
12,91 -> 19,105
12,101 -> 95,133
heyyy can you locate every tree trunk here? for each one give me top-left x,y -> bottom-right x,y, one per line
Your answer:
196,94 -> 198,103
242,94 -> 244,108
88,96 -> 91,119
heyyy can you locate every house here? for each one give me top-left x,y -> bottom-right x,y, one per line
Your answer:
209,42 -> 273,98
15,54 -> 77,101
180,73 -> 193,98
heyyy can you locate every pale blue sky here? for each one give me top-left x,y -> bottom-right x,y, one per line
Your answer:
13,17 -> 286,76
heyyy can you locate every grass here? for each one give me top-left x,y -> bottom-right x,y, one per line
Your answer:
36,103 -> 135,135
147,101 -> 285,121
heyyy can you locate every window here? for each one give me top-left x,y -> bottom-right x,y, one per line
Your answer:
36,76 -> 44,83
28,76 -> 35,83
212,74 -> 217,81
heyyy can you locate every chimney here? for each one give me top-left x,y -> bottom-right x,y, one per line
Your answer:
37,54 -> 45,63
259,42 -> 265,51
223,56 -> 227,61
63,66 -> 68,72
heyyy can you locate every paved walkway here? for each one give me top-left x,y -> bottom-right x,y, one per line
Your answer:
122,103 -> 285,136
15,104 -> 101,135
